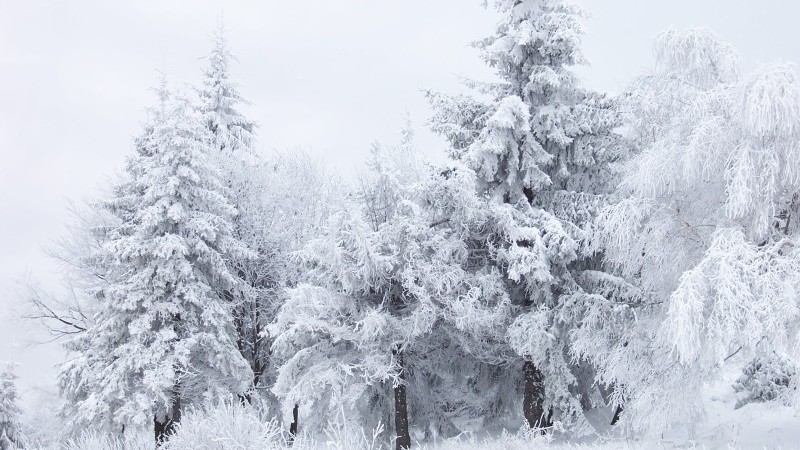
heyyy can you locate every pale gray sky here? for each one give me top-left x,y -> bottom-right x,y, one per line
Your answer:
1,0 -> 798,415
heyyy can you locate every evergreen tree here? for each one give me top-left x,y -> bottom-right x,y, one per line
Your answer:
59,88 -> 252,442
195,27 -> 293,409
428,0 -> 623,434
196,26 -> 265,403
0,364 -> 22,450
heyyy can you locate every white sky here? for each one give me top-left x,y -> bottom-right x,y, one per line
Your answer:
1,0 -> 798,415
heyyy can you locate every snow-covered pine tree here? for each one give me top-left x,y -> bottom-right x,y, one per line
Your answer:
56,80 -> 174,434
585,29 -> 800,434
428,0 -> 622,434
0,364 -> 22,450
23,79 -> 174,343
195,26 -> 271,405
59,87 -> 253,443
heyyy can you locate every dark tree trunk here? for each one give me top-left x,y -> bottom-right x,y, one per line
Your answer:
393,346 -> 411,450
251,305 -> 264,394
523,360 -> 551,431
610,404 -> 623,425
288,403 -> 299,444
154,391 -> 181,445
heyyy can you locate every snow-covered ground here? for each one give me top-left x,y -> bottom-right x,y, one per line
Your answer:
19,392 -> 800,450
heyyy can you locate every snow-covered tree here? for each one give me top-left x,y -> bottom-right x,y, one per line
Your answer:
194,28 -> 270,406
270,124 -> 491,447
59,88 -> 252,442
428,0 -> 622,434
193,28 -> 334,412
583,28 -> 800,434
227,151 -> 342,414
0,364 -> 22,450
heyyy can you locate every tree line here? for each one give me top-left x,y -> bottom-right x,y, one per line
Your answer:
22,0 -> 800,448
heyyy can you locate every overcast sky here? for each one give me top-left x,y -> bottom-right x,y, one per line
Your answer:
1,0 -> 799,415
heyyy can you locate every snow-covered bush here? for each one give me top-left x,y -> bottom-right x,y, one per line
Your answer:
733,353 -> 797,409
59,431 -> 152,450
418,427 -> 555,450
161,402 -> 283,450
291,408 -> 385,450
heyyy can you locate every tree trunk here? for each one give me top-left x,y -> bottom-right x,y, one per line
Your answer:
288,403 -> 299,444
610,404 -> 623,425
523,360 -> 551,431
393,345 -> 411,450
154,387 -> 182,445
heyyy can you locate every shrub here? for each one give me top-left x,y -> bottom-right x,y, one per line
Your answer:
162,402 -> 283,450
733,353 -> 797,409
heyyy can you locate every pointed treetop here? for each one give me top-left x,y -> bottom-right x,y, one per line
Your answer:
150,71 -> 171,118
199,23 -> 256,157
207,19 -> 233,81
400,111 -> 414,148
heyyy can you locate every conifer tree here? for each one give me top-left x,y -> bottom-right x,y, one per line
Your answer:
196,27 -> 282,406
59,87 -> 252,442
428,0 -> 623,433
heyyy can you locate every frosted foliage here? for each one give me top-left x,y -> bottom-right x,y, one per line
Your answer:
654,29 -> 740,88
484,0 -> 588,81
587,29 -> 800,434
432,0 -> 621,202
59,92 -> 252,433
468,95 -> 552,201
621,29 -> 740,153
662,230 -> 800,370
231,154 -> 340,404
741,64 -> 800,138
271,131 -> 557,438
270,140 -> 457,437
0,366 -> 21,450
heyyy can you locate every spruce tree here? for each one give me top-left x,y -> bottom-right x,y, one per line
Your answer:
196,27 -> 272,404
198,26 -> 256,159
428,0 -> 623,433
59,88 -> 252,442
